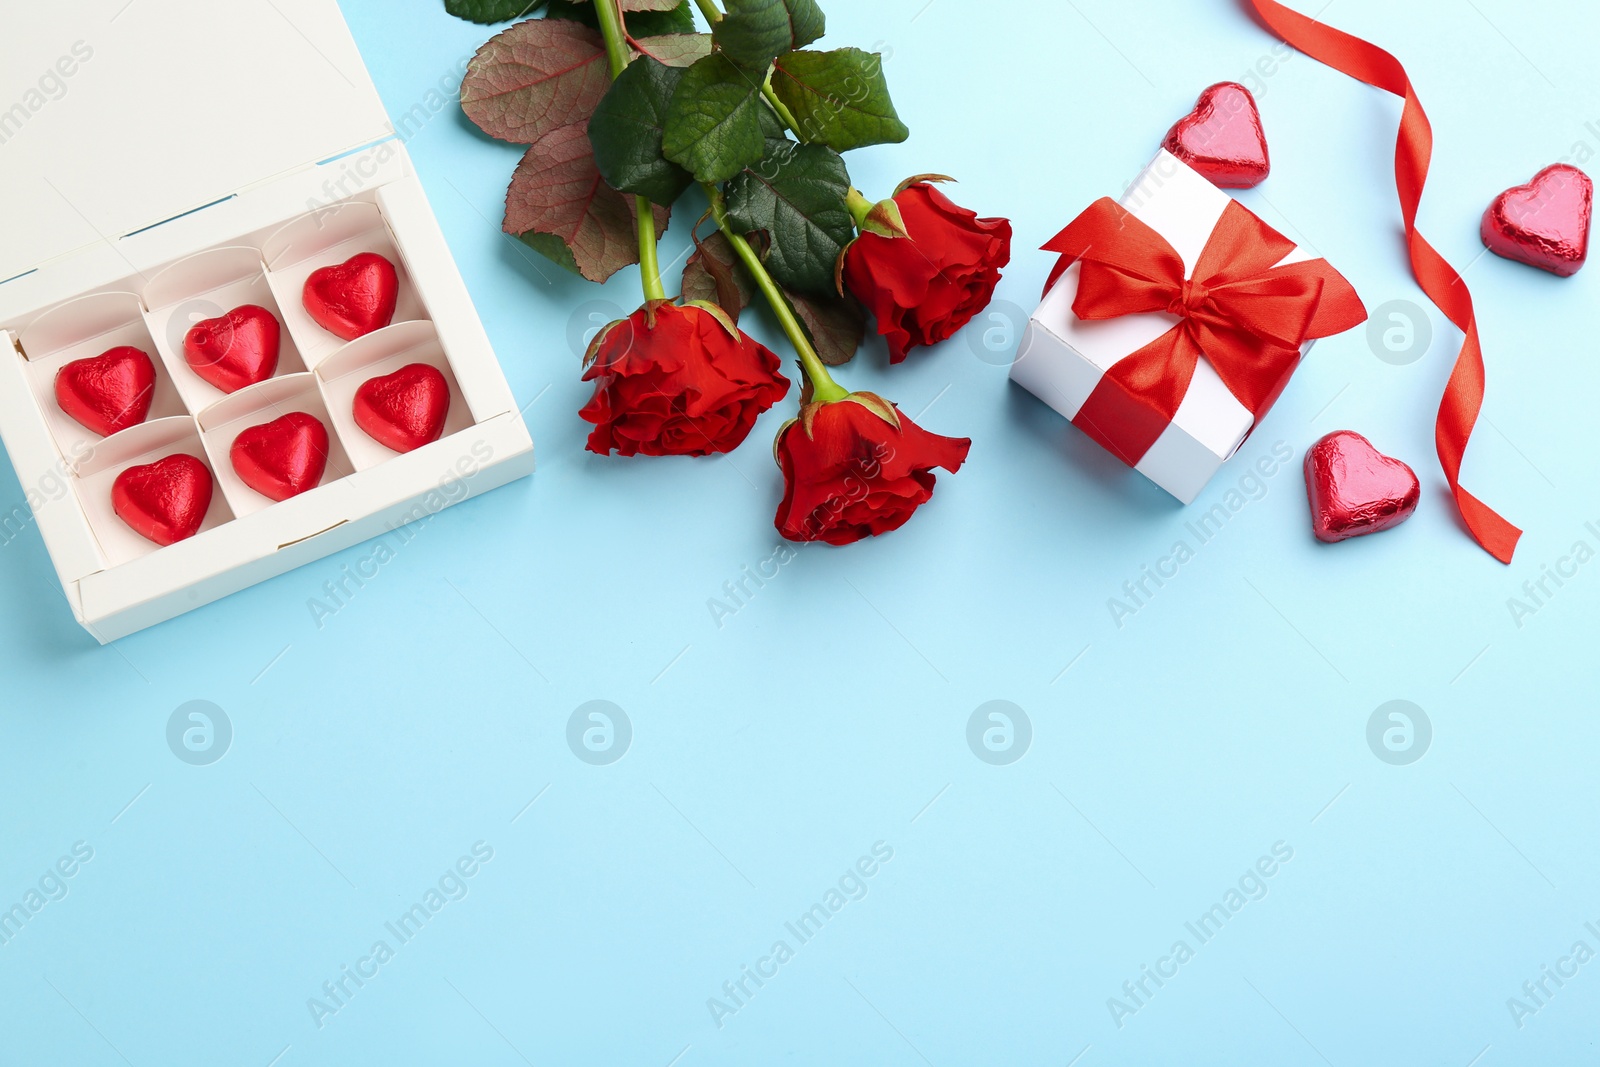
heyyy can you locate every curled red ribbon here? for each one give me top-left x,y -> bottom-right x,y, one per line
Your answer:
1243,0 -> 1522,563
1042,197 -> 1366,466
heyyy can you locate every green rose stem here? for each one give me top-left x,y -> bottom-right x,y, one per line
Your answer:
594,0 -> 668,303
634,197 -> 666,303
845,187 -> 875,229
705,183 -> 848,404
760,73 -> 804,139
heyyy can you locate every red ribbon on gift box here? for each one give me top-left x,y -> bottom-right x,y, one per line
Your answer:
1241,0 -> 1522,563
1040,197 -> 1367,469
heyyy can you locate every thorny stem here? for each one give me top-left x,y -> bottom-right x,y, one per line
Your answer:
704,184 -> 847,403
691,0 -> 845,402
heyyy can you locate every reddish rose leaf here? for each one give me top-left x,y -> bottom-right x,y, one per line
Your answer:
786,286 -> 867,366
682,231 -> 755,320
632,33 -> 714,68
461,18 -> 612,144
504,123 -> 670,282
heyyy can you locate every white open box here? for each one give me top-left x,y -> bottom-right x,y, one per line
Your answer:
0,1 -> 534,642
1011,150 -> 1318,504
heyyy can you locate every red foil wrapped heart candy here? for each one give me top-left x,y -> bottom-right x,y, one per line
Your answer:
353,363 -> 450,454
1482,164 -> 1593,276
112,454 -> 214,547
54,346 -> 157,437
183,305 -> 281,393
303,252 -> 400,341
1161,82 -> 1271,189
1304,431 -> 1420,543
230,412 -> 331,502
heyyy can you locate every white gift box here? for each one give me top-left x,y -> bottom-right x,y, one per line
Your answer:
0,1 -> 534,642
1011,150 -> 1322,504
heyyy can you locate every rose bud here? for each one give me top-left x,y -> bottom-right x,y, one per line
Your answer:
841,179 -> 1013,365
775,392 -> 971,545
581,302 -> 790,457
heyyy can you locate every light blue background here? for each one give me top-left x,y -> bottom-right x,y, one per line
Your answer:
3,0 -> 1598,1063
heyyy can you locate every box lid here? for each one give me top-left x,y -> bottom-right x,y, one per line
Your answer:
0,0 -> 393,284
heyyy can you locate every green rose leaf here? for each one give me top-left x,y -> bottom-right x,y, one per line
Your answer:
662,54 -> 770,183
770,48 -> 909,153
518,231 -> 581,274
713,0 -> 825,71
545,0 -> 697,35
444,0 -> 546,24
460,18 -> 611,144
589,57 -> 694,205
504,122 -> 670,282
786,286 -> 867,366
725,141 -> 853,296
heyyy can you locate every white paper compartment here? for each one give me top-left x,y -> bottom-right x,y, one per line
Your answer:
262,201 -> 428,368
17,291 -> 188,462
141,246 -> 308,412
195,373 -> 357,518
70,416 -> 235,569
315,320 -> 475,472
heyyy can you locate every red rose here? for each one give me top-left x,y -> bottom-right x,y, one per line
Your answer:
842,183 -> 1012,364
581,303 -> 789,457
775,393 -> 971,545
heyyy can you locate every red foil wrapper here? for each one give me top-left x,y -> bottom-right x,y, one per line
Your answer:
112,454 -> 214,546
303,252 -> 400,340
1161,82 -> 1271,189
55,345 -> 156,437
353,363 -> 450,454
184,304 -> 281,393
1304,431 -> 1420,543
1481,164 -> 1593,277
231,411 -> 331,502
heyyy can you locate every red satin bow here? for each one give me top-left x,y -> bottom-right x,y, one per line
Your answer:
1243,0 -> 1521,562
1041,197 -> 1366,467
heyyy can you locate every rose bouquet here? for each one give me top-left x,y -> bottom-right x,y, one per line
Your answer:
447,0 -> 1011,543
